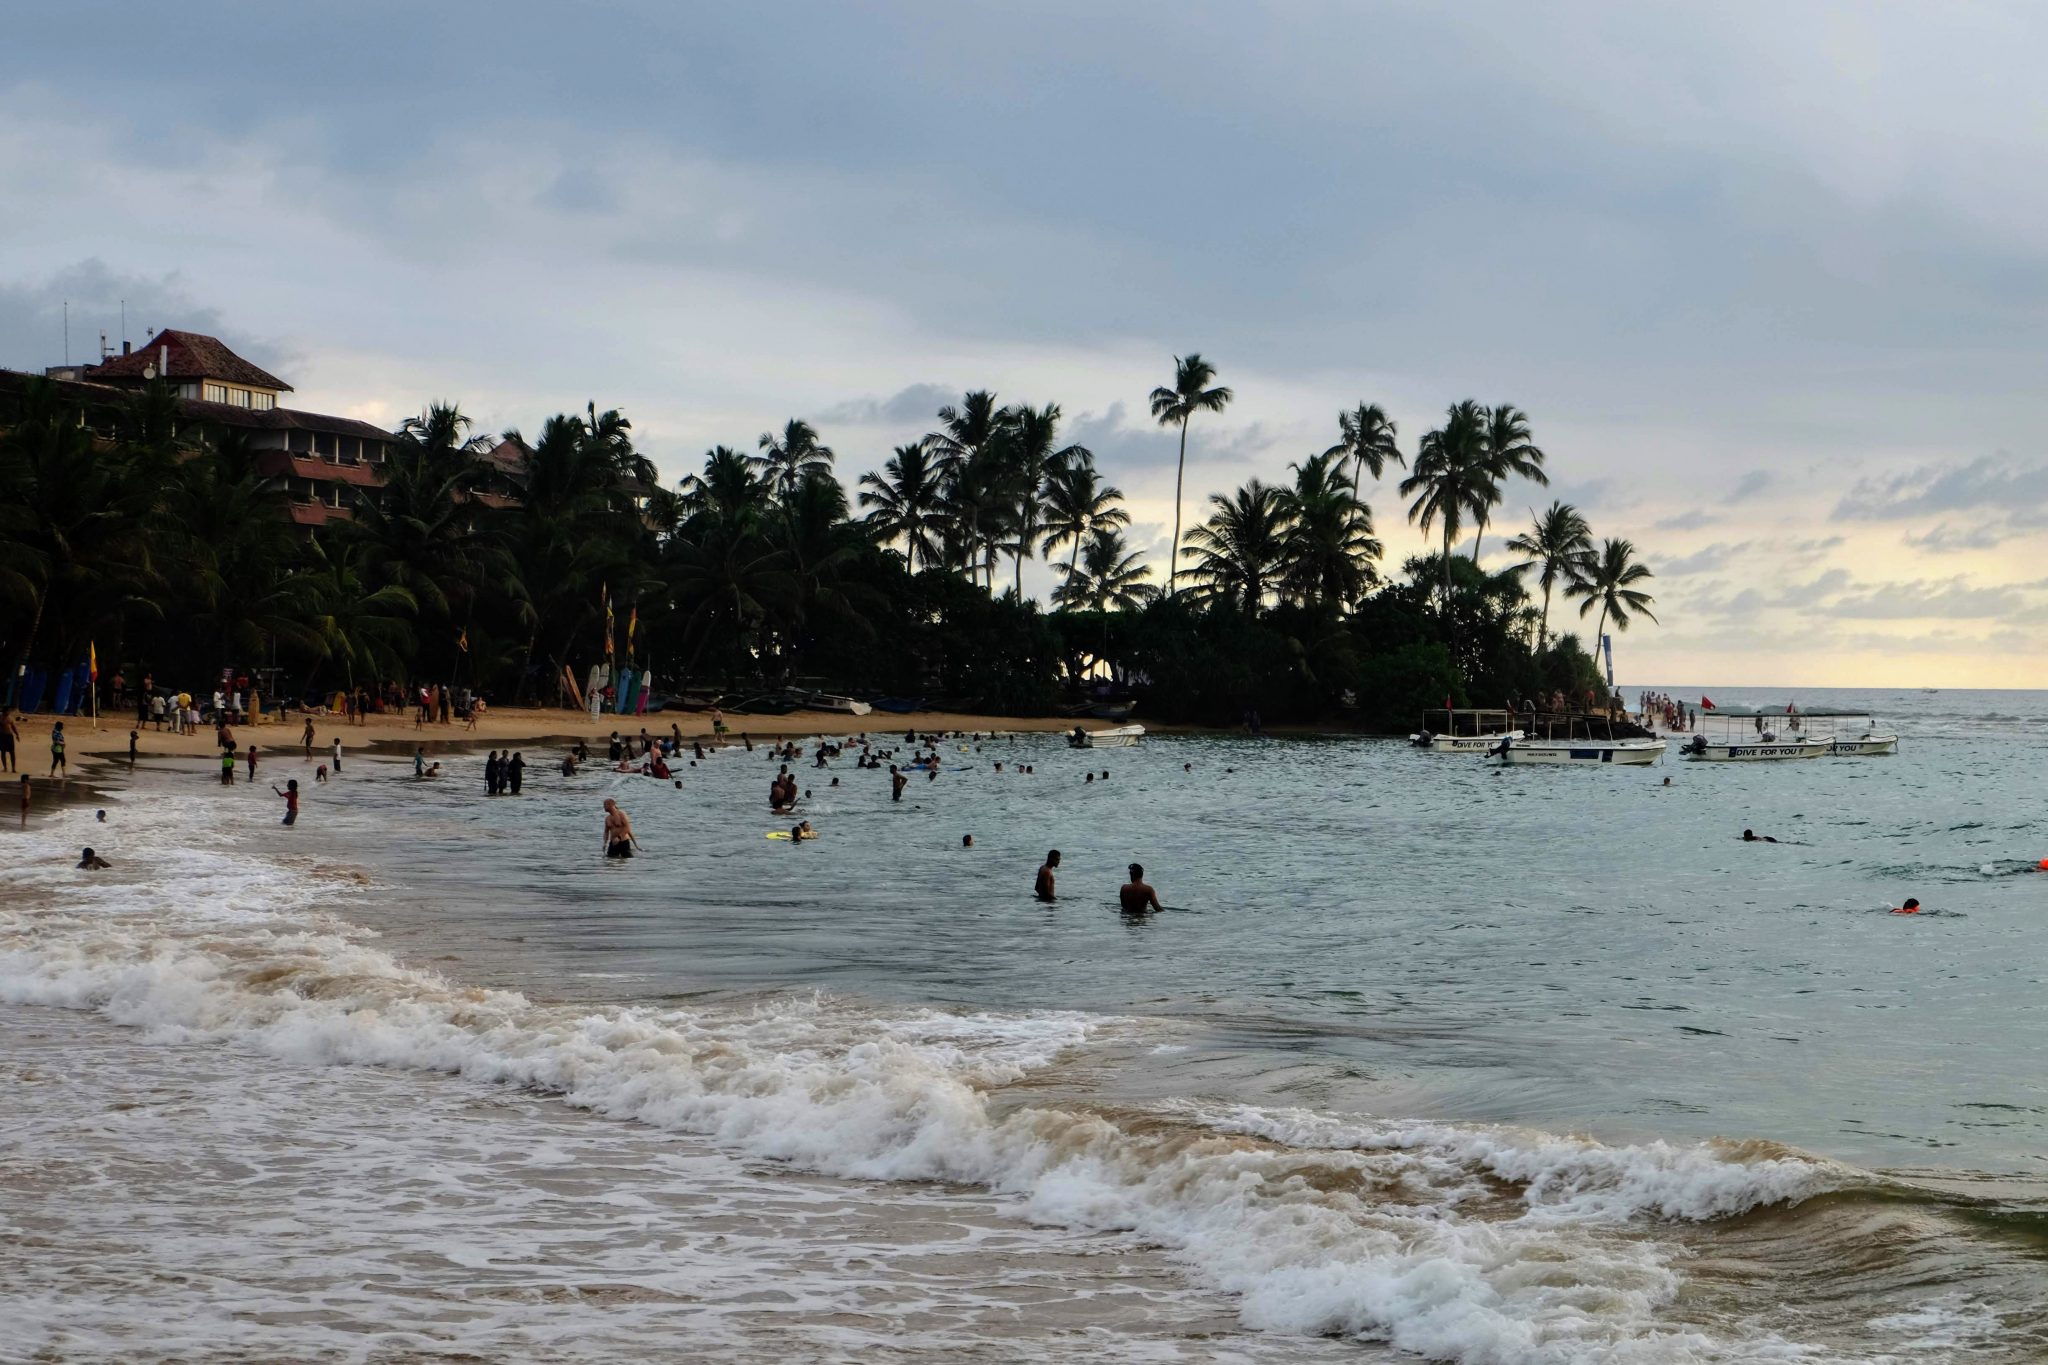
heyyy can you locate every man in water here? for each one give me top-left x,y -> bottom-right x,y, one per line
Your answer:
507,751 -> 525,794
1120,863 -> 1164,914
414,746 -> 427,778
1035,850 -> 1061,902
272,778 -> 300,826
331,736 -> 343,774
485,750 -> 501,795
890,764 -> 906,802
962,834 -> 974,848
602,798 -> 638,859
1892,898 -> 1922,915
1741,829 -> 1778,843
78,847 -> 111,870
18,774 -> 29,828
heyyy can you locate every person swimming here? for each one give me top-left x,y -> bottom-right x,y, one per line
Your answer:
1035,850 -> 1060,902
1120,863 -> 1164,914
78,846 -> 110,869
1742,829 -> 1778,843
1891,897 -> 1922,915
962,834 -> 974,848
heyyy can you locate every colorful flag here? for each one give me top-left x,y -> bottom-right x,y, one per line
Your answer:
602,584 -> 615,659
626,605 -> 638,655
1701,695 -> 1715,709
88,642 -> 98,680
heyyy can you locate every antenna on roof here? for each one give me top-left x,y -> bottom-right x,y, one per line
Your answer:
62,300 -> 69,366
120,299 -> 126,348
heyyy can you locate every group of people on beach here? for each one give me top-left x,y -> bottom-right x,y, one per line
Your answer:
1637,692 -> 1697,732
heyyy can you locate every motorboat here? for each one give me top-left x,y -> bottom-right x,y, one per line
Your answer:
1681,705 -> 1833,760
804,691 -> 873,716
1494,711 -> 1665,765
1824,712 -> 1899,756
1068,723 -> 1144,748
1409,708 -> 1524,754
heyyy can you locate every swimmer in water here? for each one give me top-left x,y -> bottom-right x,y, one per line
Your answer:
962,834 -> 974,848
601,798 -> 638,859
1741,829 -> 1778,843
1035,850 -> 1060,902
78,847 -> 110,870
1891,897 -> 1922,915
1119,863 -> 1164,915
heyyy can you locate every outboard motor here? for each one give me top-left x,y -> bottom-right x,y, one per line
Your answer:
1488,735 -> 1511,758
1409,730 -> 1434,749
1685,734 -> 1707,756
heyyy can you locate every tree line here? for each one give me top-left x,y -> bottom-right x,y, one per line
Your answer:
0,356 -> 1655,728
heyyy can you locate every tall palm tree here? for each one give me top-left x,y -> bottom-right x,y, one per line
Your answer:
1504,501 -> 1594,651
1003,403 -> 1086,599
858,442 -> 945,572
1325,402 -> 1403,499
1472,404 -> 1546,562
1039,453 -> 1129,587
1399,400 -> 1494,618
1567,537 -> 1657,660
1278,450 -> 1381,610
1149,354 -> 1233,595
928,391 -> 1017,590
1053,528 -> 1155,612
754,419 -> 835,501
1180,479 -> 1291,616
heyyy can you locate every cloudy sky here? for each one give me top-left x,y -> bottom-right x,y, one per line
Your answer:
7,2 -> 2048,686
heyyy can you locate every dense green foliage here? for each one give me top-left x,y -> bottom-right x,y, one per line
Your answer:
0,368 -> 1648,729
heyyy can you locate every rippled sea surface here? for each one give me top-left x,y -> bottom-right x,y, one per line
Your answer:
4,684 -> 2046,1363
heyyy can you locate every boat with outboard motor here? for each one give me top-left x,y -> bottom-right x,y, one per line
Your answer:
1068,724 -> 1144,749
1680,704 -> 1841,760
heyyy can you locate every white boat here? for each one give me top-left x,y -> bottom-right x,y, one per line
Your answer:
1494,713 -> 1666,765
1068,724 -> 1144,748
1684,704 -> 1885,761
1500,737 -> 1666,765
1409,708 -> 1524,754
806,692 -> 873,716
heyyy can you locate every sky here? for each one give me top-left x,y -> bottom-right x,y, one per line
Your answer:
7,2 -> 2048,686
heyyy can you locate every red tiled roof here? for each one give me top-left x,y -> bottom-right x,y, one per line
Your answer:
180,398 -> 395,442
288,502 -> 355,526
480,437 -> 532,474
256,451 -> 386,486
86,329 -> 293,392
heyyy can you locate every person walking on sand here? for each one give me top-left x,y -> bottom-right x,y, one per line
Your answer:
601,798 -> 638,859
1120,863 -> 1164,915
302,717 -> 316,757
1035,849 -> 1061,902
129,728 -> 139,766
1,710 -> 18,773
48,722 -> 66,779
272,778 -> 301,826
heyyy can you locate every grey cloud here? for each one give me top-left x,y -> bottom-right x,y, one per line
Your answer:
1654,508 -> 1718,532
1658,541 -> 1754,577
1904,523 -> 2013,553
1833,455 -> 2048,522
1828,578 -> 2035,621
1723,470 -> 1772,503
815,383 -> 957,427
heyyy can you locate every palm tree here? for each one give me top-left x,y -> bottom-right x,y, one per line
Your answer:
928,391 -> 1017,589
858,442 -> 945,572
1149,354 -> 1233,595
1003,403 -> 1086,599
1504,502 -> 1594,651
754,419 -> 835,501
1567,538 -> 1657,660
1039,453 -> 1129,587
1279,451 -> 1381,609
1472,404 -> 1546,561
1180,479 -> 1291,615
1399,400 -> 1494,618
1053,528 -> 1155,612
1325,402 -> 1403,500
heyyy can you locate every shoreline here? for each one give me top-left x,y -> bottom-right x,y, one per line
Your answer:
11,704 -> 1182,765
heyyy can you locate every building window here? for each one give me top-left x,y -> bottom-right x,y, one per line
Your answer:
251,392 -> 275,411
288,430 -> 311,453
203,383 -> 228,404
229,387 -> 252,408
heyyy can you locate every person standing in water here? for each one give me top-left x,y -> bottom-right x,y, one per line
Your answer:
330,736 -> 343,774
485,750 -> 501,795
78,847 -> 112,869
272,778 -> 300,826
1120,863 -> 1164,914
245,744 -> 259,783
890,764 -> 907,802
507,751 -> 525,795
601,798 -> 638,859
1035,850 -> 1061,902
18,775 -> 30,828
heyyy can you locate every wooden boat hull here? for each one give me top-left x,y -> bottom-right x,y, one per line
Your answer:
1830,735 -> 1899,756
1069,724 -> 1145,748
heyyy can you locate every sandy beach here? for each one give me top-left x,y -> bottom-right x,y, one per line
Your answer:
13,705 -> 1114,766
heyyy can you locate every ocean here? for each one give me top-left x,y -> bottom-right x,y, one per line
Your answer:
3,685 -> 2044,1363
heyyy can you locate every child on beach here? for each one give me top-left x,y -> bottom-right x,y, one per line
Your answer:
272,779 -> 300,826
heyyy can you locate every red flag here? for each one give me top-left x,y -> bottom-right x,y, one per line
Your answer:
1443,695 -> 1452,710
1701,696 -> 1715,709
